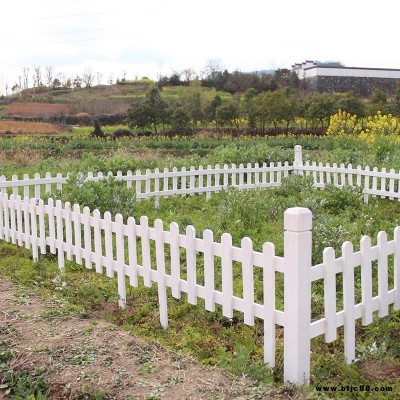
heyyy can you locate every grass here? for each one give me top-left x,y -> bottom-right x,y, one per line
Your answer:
1,136 -> 400,398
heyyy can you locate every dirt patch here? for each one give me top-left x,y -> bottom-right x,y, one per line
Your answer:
0,121 -> 68,134
0,278 -> 293,400
3,103 -> 70,118
358,360 -> 400,381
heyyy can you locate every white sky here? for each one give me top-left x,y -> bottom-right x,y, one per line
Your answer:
1,0 -> 399,94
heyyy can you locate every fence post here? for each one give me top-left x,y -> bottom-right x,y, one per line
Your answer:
283,207 -> 312,385
294,145 -> 303,175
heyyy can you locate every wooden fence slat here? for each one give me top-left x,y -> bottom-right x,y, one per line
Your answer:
38,198 -> 46,255
155,219 -> 168,328
241,237 -> 254,326
64,202 -> 73,261
104,211 -> 114,278
263,242 -> 276,367
115,214 -> 126,309
377,232 -> 389,317
93,209 -> 102,273
342,241 -> 356,364
203,229 -> 215,312
221,233 -> 233,318
140,216 -> 152,287
127,216 -> 138,287
170,222 -> 181,299
15,195 -> 23,246
82,206 -> 92,268
323,247 -> 337,342
360,236 -> 373,325
186,225 -> 197,305
55,200 -> 64,269
394,227 -> 400,310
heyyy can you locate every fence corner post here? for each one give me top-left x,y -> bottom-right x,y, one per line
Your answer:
294,145 -> 303,175
283,207 -> 312,385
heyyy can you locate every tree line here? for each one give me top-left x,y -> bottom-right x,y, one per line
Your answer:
126,83 -> 400,136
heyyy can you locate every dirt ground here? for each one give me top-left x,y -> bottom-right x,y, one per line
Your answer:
0,278 -> 296,400
0,121 -> 68,135
3,103 -> 70,118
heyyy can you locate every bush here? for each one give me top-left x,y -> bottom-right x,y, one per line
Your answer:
51,174 -> 136,220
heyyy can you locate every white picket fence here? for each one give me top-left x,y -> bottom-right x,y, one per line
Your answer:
0,145 -> 399,385
2,145 -> 400,203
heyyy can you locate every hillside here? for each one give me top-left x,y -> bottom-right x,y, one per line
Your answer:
1,80 -> 155,122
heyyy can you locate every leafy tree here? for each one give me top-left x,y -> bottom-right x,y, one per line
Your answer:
335,92 -> 365,117
215,100 -> 240,129
185,92 -> 203,126
366,89 -> 388,115
255,90 -> 298,131
304,92 -> 336,128
127,86 -> 169,134
387,83 -> 400,116
241,88 -> 258,129
204,95 -> 222,125
170,108 -> 192,134
169,72 -> 182,86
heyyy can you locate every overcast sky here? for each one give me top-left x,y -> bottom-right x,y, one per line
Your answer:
1,0 -> 399,95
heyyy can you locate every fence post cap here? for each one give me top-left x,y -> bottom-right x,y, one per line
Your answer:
284,207 -> 312,232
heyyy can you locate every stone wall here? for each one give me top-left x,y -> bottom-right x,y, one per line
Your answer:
304,76 -> 400,96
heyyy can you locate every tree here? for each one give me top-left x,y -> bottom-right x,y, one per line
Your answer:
202,58 -> 224,80
255,90 -> 298,131
366,89 -> 388,115
170,108 -> 192,134
127,86 -> 169,134
169,71 -> 182,86
45,66 -> 53,91
387,83 -> 400,116
22,67 -> 29,90
304,93 -> 336,128
73,75 -> 82,88
215,100 -> 240,129
241,88 -> 258,129
335,92 -> 365,117
204,95 -> 222,125
33,66 -> 42,88
181,67 -> 195,84
83,68 -> 94,88
96,72 -> 103,86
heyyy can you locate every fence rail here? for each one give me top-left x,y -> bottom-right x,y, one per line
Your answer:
0,145 -> 399,385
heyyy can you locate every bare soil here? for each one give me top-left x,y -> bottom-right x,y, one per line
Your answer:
0,121 -> 68,134
0,277 -> 294,400
3,103 -> 70,118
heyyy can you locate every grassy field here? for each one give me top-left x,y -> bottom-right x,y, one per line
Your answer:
1,134 -> 400,399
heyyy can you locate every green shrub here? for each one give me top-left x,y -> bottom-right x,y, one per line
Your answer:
51,174 -> 136,220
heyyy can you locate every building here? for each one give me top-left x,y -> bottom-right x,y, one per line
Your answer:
292,60 -> 400,96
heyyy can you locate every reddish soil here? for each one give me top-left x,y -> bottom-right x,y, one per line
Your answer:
0,121 -> 68,135
3,103 -> 70,118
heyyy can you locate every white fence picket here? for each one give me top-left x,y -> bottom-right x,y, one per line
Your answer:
360,236 -> 373,325
203,229 -> 215,312
323,247 -> 337,342
377,232 -> 389,317
127,216 -> 138,287
115,213 -> 126,309
169,222 -> 181,299
241,237 -> 255,326
154,219 -> 168,328
342,241 -> 356,364
263,242 -> 276,367
186,225 -> 197,305
221,233 -> 233,319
